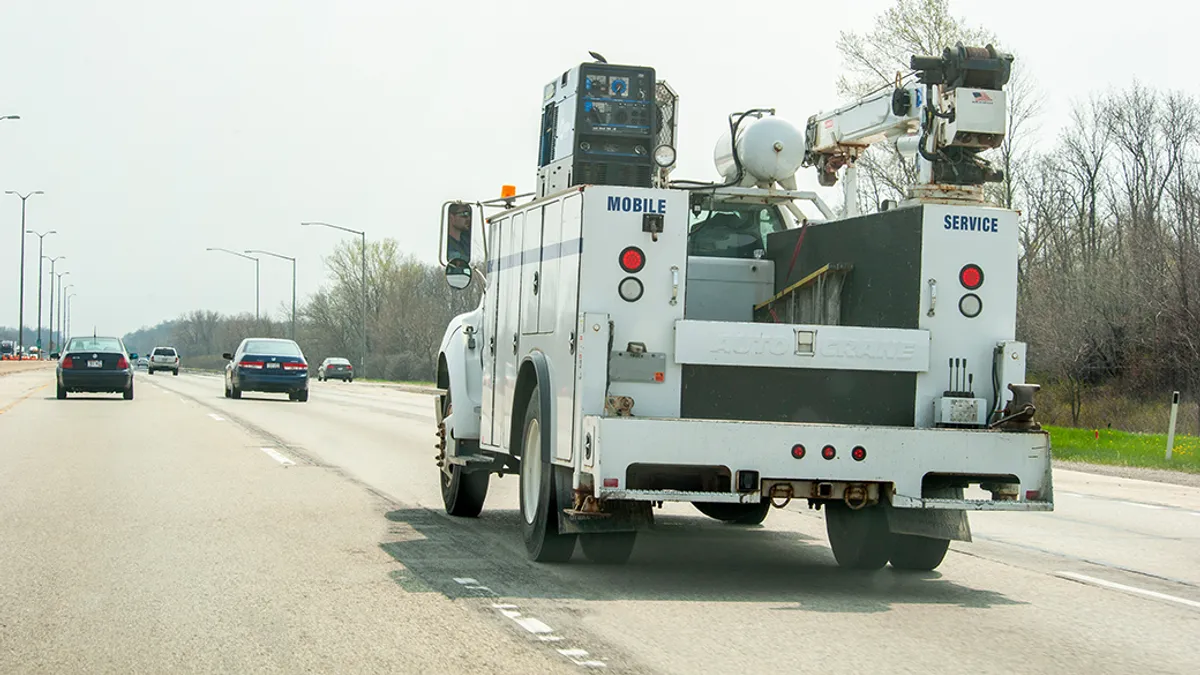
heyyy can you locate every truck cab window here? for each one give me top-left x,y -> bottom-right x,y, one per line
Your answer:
687,202 -> 785,258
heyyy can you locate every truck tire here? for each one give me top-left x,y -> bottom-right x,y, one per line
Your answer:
889,534 -> 950,571
440,389 -> 489,517
519,386 -> 576,562
694,501 -> 771,525
580,532 -> 637,564
824,502 -> 891,570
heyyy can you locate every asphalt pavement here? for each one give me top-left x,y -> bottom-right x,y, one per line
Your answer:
2,367 -> 1198,674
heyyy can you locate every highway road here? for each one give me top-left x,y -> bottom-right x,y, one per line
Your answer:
2,365 -> 1198,673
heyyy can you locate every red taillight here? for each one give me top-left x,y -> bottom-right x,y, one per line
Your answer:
117,356 -> 129,369
62,356 -> 74,369
791,444 -> 806,459
603,478 -> 619,488
959,264 -> 984,290
618,246 -> 646,273
821,445 -> 836,460
282,362 -> 307,371
240,361 -> 264,369
1025,490 -> 1040,501
346,365 -> 353,370
851,446 -> 867,461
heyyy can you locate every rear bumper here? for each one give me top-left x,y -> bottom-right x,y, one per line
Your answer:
583,416 -> 1054,511
148,361 -> 178,370
322,371 -> 353,380
60,370 -> 132,392
236,371 -> 308,393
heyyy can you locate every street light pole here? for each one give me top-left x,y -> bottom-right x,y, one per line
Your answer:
245,249 -> 296,340
301,221 -> 368,378
65,293 -> 76,339
57,276 -> 71,342
27,229 -> 57,354
0,115 -> 19,122
44,257 -> 64,353
5,190 -> 45,354
206,247 -> 260,320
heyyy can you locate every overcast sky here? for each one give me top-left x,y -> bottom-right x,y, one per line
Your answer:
2,0 -> 1196,338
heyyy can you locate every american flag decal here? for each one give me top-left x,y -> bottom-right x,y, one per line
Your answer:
972,91 -> 993,102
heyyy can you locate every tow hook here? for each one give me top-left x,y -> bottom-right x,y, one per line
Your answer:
844,484 -> 870,510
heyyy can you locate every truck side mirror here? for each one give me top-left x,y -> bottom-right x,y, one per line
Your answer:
444,202 -> 473,266
444,259 -> 473,290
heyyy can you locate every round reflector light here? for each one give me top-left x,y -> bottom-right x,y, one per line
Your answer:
619,246 -> 646,273
791,444 -> 806,459
821,445 -> 836,460
959,293 -> 983,318
959,264 -> 984,290
618,277 -> 644,302
851,446 -> 867,461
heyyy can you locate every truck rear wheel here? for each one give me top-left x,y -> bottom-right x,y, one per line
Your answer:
694,501 -> 771,525
824,502 -> 892,570
519,386 -> 576,562
439,389 -> 489,517
889,534 -> 950,571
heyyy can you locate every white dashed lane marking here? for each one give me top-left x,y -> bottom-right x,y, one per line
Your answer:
1057,572 -> 1200,611
452,578 -> 607,668
260,447 -> 295,466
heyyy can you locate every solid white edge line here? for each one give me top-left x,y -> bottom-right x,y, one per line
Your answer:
1121,501 -> 1165,510
260,447 -> 295,466
1056,571 -> 1200,610
207,413 -> 224,421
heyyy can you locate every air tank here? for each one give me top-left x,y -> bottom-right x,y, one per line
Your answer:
713,116 -> 805,185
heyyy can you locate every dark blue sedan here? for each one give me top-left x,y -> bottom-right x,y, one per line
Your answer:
223,338 -> 310,402
55,336 -> 135,400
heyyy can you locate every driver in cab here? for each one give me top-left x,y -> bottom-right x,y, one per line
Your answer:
447,203 -> 472,264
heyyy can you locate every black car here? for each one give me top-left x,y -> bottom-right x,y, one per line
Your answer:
223,338 -> 309,402
54,336 -> 135,400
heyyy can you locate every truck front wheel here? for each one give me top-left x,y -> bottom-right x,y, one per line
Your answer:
518,386 -> 576,562
824,502 -> 892,570
889,534 -> 950,571
440,389 -> 489,517
694,501 -> 771,525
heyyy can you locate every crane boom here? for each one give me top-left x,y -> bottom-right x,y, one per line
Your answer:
803,43 -> 1014,206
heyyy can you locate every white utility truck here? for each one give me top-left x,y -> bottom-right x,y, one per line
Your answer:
433,45 -> 1052,569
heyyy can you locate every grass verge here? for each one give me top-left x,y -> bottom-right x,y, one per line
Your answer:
1048,425 -> 1200,474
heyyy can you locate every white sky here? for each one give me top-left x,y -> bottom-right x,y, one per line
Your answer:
2,0 -> 1196,336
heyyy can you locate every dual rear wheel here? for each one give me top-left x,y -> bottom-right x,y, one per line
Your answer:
824,502 -> 950,571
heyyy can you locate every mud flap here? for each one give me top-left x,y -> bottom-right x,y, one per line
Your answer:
885,487 -> 972,542
555,468 -> 653,535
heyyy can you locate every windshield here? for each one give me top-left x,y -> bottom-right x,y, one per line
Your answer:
67,337 -> 124,352
244,340 -> 302,356
687,202 -> 786,259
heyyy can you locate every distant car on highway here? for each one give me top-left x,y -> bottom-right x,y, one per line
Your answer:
223,338 -> 309,402
53,336 -> 135,400
148,346 -> 180,376
137,357 -> 149,369
317,357 -> 354,382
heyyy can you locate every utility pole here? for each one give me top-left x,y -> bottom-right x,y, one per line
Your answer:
27,230 -> 57,354
5,190 -> 45,354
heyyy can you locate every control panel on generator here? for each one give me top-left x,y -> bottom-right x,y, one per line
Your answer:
537,62 -> 657,197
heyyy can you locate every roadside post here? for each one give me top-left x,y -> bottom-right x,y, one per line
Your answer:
1166,391 -> 1180,460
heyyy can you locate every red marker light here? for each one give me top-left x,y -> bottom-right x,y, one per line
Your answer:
603,478 -> 619,488
851,446 -> 867,461
959,264 -> 984,290
821,445 -> 836,460
619,246 -> 646,273
791,444 -> 806,459
1025,490 -> 1040,501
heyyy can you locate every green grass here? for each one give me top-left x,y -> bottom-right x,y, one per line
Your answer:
1047,425 -> 1200,473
